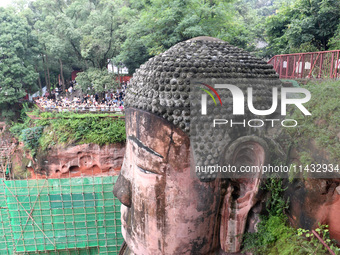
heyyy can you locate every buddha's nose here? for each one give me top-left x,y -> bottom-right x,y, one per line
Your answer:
113,173 -> 132,207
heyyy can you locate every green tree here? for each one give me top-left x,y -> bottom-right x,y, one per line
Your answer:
1,0 -> 266,101
31,0 -> 86,92
328,24 -> 340,49
30,0 -> 124,91
0,7 -> 38,117
118,0 -> 246,73
265,0 -> 340,56
75,68 -> 117,94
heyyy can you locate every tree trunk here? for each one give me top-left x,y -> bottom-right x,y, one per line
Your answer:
117,65 -> 121,87
35,66 -> 42,94
59,58 -> 65,92
45,54 -> 51,93
42,56 -> 48,95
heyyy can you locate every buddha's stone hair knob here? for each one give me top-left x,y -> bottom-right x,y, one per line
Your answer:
126,36 -> 279,134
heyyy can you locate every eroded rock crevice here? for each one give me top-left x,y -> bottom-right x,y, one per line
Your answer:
14,143 -> 125,178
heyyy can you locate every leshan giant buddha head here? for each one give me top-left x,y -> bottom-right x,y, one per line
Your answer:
113,36 -> 283,255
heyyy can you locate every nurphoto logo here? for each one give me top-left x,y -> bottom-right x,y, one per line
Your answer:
197,82 -> 312,128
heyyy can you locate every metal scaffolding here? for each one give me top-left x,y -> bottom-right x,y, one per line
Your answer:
0,141 -> 15,180
0,176 -> 123,254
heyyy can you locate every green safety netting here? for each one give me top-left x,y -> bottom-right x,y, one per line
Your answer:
0,176 -> 123,254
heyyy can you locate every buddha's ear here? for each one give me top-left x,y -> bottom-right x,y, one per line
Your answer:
219,136 -> 269,180
219,136 -> 269,253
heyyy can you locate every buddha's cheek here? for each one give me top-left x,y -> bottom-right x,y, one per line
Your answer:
121,168 -> 220,254
162,170 -> 221,254
122,171 -> 165,254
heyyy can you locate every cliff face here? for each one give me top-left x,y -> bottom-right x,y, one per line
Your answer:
286,178 -> 340,241
8,136 -> 340,243
24,143 -> 125,178
285,138 -> 340,242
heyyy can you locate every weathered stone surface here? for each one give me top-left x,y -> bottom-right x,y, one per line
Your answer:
336,185 -> 340,195
118,36 -> 283,254
282,131 -> 340,243
286,178 -> 340,242
28,143 -> 125,178
116,109 -> 224,255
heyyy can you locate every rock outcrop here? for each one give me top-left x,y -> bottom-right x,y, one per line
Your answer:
23,143 -> 125,178
285,135 -> 340,243
286,178 -> 340,242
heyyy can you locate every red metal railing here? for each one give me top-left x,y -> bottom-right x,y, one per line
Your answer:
267,50 -> 340,79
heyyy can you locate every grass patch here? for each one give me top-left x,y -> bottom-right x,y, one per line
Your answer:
242,179 -> 340,254
39,116 -> 126,150
10,105 -> 126,153
243,216 -> 340,255
37,111 -> 124,119
286,79 -> 340,161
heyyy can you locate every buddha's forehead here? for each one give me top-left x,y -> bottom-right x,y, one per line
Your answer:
125,108 -> 174,160
125,36 -> 279,134
125,108 -> 191,170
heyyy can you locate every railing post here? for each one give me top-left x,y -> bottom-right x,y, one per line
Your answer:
334,51 -> 339,78
310,53 -> 320,78
292,55 -> 296,78
308,54 -> 313,78
279,56 -> 283,78
330,52 -> 334,78
319,53 -> 323,78
286,56 -> 289,78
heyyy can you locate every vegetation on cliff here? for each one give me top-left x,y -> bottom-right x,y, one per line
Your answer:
243,81 -> 340,254
242,179 -> 340,254
287,79 -> 340,164
10,106 -> 126,156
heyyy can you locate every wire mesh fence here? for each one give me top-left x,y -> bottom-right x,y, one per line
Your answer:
0,176 -> 123,254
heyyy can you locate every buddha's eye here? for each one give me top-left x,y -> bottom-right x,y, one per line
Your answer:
137,165 -> 157,175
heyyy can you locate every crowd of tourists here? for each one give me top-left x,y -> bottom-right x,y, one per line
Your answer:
35,82 -> 127,112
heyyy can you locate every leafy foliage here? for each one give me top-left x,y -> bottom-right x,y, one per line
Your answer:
116,0 -> 253,73
9,103 -> 35,137
75,68 -> 118,94
20,126 -> 44,153
286,80 -> 340,162
39,115 -> 126,150
328,23 -> 340,49
243,179 -> 340,255
10,108 -> 126,154
243,216 -> 340,254
0,7 -> 38,114
265,0 -> 340,55
263,178 -> 289,216
297,224 -> 340,255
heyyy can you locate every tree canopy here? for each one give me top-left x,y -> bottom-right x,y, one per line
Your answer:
0,7 -> 38,117
265,0 -> 340,54
1,0 -> 340,119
